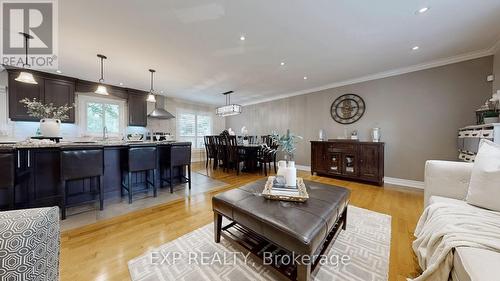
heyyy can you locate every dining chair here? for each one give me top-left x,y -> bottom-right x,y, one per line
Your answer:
257,144 -> 278,176
226,135 -> 245,175
204,136 -> 217,169
215,135 -> 228,171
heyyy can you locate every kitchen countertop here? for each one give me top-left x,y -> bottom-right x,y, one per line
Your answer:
0,140 -> 183,149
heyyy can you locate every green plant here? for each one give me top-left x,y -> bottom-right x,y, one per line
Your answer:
19,98 -> 73,121
483,110 -> 499,118
271,129 -> 303,161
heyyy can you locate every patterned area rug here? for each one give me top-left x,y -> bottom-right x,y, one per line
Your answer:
128,206 -> 391,281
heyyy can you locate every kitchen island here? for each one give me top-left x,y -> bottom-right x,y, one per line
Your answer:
0,141 -> 191,211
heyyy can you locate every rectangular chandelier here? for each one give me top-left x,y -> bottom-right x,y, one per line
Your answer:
216,104 -> 242,117
216,91 -> 242,117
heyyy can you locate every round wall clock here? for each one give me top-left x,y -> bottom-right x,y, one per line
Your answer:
330,94 -> 366,124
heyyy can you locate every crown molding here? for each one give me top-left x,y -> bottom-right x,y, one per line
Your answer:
492,37 -> 500,54
241,47 -> 496,106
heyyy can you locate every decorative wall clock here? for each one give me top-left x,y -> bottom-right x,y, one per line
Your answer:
330,94 -> 366,124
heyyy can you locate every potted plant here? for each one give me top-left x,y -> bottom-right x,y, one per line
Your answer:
271,129 -> 303,187
19,98 -> 73,137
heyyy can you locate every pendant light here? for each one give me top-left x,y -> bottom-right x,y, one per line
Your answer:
146,69 -> 157,103
15,32 -> 37,84
95,54 -> 109,95
216,91 -> 242,117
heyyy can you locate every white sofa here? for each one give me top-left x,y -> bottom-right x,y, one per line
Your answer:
424,160 -> 500,281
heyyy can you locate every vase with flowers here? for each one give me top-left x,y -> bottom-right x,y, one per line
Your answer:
20,98 -> 73,137
271,129 -> 303,187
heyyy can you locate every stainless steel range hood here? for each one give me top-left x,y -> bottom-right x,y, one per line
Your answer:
148,95 -> 175,119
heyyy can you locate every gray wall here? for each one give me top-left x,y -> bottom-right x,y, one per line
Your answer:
494,49 -> 500,92
227,56 -> 494,181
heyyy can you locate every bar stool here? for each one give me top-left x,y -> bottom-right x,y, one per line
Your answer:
60,146 -> 104,220
121,145 -> 157,204
160,142 -> 192,193
0,148 -> 16,210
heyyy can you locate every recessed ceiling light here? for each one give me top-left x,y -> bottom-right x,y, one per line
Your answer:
412,46 -> 420,51
119,82 -> 124,86
417,7 -> 429,14
240,35 -> 246,41
160,90 -> 164,94
303,76 -> 308,80
280,62 -> 285,66
56,70 -> 62,74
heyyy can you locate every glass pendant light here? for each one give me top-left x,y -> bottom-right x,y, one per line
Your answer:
216,91 -> 242,117
95,54 -> 109,95
15,32 -> 37,84
146,69 -> 157,103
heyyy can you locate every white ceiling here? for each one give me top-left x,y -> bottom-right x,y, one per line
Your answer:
53,0 -> 500,105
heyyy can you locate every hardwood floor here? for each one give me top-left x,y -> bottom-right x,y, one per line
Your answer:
60,162 -> 423,281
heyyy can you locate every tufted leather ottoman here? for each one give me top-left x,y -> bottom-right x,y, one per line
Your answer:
213,179 -> 350,281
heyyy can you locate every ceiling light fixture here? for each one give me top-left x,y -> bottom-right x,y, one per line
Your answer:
146,69 -> 157,103
303,76 -> 308,80
15,32 -> 37,84
216,91 -> 242,117
417,7 -> 429,14
412,46 -> 420,51
95,54 -> 109,95
280,62 -> 285,66
56,70 -> 62,74
119,82 -> 123,86
240,35 -> 246,41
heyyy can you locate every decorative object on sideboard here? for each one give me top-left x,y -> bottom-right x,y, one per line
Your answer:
216,91 -> 242,117
271,129 -> 303,187
146,69 -> 157,103
95,54 -> 110,95
19,98 -> 73,137
14,32 -> 38,85
318,129 -> 325,141
372,127 -> 381,142
350,130 -> 359,140
475,91 -> 499,124
330,94 -> 366,124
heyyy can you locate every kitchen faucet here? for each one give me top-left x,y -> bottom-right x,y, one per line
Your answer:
103,126 -> 108,141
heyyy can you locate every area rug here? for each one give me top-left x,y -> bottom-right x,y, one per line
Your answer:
128,205 -> 391,281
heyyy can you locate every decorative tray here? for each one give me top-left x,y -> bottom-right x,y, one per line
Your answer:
262,176 -> 309,202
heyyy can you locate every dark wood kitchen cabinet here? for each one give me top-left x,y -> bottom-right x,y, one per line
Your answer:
128,91 -> 147,127
311,141 -> 384,186
7,70 -> 76,123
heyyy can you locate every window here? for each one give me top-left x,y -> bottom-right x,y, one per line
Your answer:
177,111 -> 212,148
78,95 -> 126,136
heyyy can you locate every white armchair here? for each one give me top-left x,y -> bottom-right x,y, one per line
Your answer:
423,160 -> 473,207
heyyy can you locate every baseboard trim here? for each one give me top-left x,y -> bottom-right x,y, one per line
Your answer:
295,164 -> 424,189
383,177 -> 424,189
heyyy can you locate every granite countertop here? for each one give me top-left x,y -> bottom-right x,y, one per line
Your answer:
0,140 -> 181,149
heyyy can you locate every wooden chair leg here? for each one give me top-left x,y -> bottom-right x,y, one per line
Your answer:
128,172 -> 133,204
188,165 -> 191,190
169,165 -> 173,193
99,176 -> 104,211
61,180 -> 67,220
153,169 -> 158,197
264,161 -> 268,176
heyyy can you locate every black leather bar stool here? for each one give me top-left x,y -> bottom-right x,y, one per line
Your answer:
60,146 -> 104,220
121,144 -> 157,204
160,142 -> 192,193
0,148 -> 16,210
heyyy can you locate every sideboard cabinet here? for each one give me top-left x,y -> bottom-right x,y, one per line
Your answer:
311,140 -> 384,186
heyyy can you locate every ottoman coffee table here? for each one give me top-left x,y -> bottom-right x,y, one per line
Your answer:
212,179 -> 350,281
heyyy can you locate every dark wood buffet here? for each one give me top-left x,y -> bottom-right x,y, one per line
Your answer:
5,67 -> 149,126
311,140 -> 384,186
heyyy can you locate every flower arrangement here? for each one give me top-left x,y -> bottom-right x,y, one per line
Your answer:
271,129 -> 303,161
19,98 -> 73,121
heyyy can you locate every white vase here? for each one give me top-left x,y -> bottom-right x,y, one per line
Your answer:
277,161 -> 287,177
40,118 -> 61,137
285,161 -> 297,188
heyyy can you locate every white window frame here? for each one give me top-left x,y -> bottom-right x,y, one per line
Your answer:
0,87 -> 7,126
77,94 -> 127,137
176,110 -> 213,149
